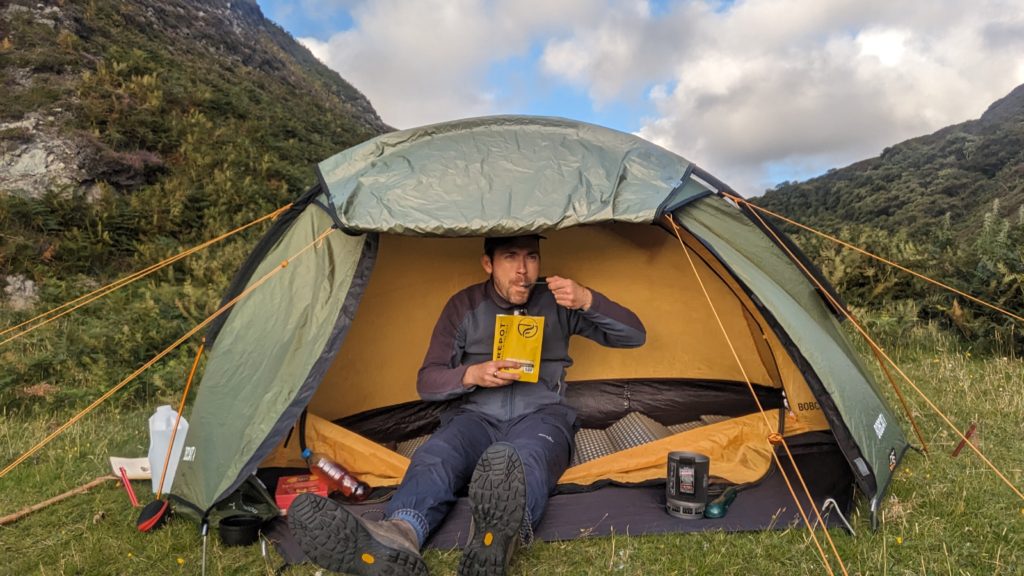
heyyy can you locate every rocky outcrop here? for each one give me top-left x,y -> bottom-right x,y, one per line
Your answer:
2,3 -> 61,29
1,114 -> 85,197
3,274 -> 38,311
1,114 -> 168,197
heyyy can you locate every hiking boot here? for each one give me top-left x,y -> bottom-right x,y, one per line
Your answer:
458,442 -> 527,576
288,493 -> 428,576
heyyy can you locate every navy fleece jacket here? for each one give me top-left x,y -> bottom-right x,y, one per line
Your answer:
417,279 -> 646,421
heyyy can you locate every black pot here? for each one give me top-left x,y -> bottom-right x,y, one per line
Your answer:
218,514 -> 263,547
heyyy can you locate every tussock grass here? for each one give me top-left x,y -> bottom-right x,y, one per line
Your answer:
1,328 -> 1022,575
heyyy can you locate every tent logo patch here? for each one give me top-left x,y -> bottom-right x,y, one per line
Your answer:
183,446 -> 196,462
873,414 -> 887,439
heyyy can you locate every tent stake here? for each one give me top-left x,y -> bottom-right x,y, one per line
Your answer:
951,423 -> 977,457
201,520 -> 209,576
0,475 -> 116,526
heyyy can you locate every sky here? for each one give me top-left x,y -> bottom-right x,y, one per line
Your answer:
256,0 -> 1024,196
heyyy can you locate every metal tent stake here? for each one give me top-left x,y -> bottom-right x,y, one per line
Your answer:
201,520 -> 209,576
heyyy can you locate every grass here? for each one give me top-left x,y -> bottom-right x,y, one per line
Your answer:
1,326 -> 1022,575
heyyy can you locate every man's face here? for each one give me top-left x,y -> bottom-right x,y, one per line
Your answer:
482,240 -> 541,305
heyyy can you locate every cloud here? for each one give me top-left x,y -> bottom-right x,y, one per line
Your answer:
299,0 -> 602,128
619,0 -> 1024,194
539,1 -> 695,105
295,0 -> 1024,196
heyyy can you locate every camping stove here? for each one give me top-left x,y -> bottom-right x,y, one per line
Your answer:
665,451 -> 709,519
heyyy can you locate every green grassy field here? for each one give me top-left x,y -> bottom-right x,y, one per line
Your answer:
1,327 -> 1022,575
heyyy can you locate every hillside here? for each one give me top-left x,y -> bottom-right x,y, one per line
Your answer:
0,0 -> 387,407
756,84 -> 1024,237
755,85 -> 1024,352
2,0 -> 386,196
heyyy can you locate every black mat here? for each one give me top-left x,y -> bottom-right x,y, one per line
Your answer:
324,437 -> 856,549
263,434 -> 855,563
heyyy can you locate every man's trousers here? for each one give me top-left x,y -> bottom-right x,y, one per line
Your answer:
385,404 -> 576,545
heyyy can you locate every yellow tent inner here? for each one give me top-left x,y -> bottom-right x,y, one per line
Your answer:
263,222 -> 830,487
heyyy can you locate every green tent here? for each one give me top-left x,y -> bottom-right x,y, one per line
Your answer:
171,116 -> 907,540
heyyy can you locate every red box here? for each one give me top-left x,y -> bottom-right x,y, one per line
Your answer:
275,474 -> 328,513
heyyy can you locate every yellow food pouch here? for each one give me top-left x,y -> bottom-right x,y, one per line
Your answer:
492,314 -> 544,383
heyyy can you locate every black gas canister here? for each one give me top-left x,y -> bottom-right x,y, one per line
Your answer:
666,451 -> 710,519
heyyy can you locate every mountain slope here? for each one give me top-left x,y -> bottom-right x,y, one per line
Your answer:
754,85 -> 1024,353
1,0 -> 390,278
756,83 -> 1024,238
1,0 -> 386,196
0,0 -> 388,406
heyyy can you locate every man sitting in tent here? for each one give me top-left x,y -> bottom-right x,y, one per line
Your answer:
290,234 -> 646,576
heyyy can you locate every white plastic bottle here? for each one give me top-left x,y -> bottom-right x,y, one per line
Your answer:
147,405 -> 189,494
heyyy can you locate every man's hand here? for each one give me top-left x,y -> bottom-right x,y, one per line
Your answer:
463,360 -> 522,388
545,275 -> 593,310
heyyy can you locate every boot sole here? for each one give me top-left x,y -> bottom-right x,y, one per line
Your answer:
289,493 -> 428,576
459,443 -> 526,576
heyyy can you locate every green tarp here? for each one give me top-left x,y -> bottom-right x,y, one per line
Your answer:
316,116 -> 704,236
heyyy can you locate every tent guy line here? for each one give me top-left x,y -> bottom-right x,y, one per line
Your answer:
0,226 -> 336,480
0,204 -> 292,348
737,195 -> 1024,504
723,192 -> 1024,326
667,213 -> 848,576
